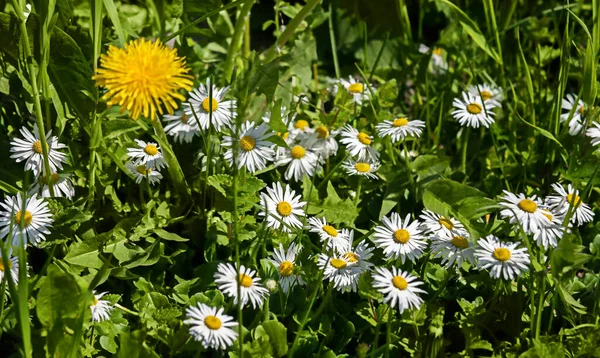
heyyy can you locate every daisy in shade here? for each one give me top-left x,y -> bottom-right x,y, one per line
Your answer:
336,229 -> 374,274
29,172 -> 75,199
317,253 -> 361,292
0,255 -> 19,285
533,208 -> 565,249
342,158 -> 380,179
429,234 -> 476,269
223,121 -> 276,173
10,125 -> 68,176
419,45 -> 448,74
372,212 -> 427,264
162,111 -> 200,144
126,162 -> 163,185
586,122 -> 600,146
375,117 -> 425,143
275,136 -> 321,182
339,125 -> 380,161
372,267 -> 426,313
0,195 -> 53,247
313,125 -> 339,159
184,79 -> 237,131
214,263 -> 268,309
419,210 -> 467,240
467,83 -> 503,107
475,235 -> 530,280
499,191 -> 549,234
561,93 -> 586,136
184,303 -> 238,350
90,291 -> 113,322
268,243 -> 305,294
307,217 -> 349,252
288,119 -> 315,140
451,92 -> 496,128
127,139 -> 167,170
546,183 -> 594,226
339,76 -> 369,105
259,182 -> 306,232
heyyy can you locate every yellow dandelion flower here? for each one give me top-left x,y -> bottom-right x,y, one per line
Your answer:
93,38 -> 194,120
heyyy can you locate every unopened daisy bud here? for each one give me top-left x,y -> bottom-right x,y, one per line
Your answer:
265,279 -> 278,293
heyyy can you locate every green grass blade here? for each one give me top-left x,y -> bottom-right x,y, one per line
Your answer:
102,0 -> 126,46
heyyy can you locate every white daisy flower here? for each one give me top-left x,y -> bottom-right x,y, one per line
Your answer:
268,243 -> 305,294
419,45 -> 448,74
90,291 -> 113,322
223,121 -> 276,173
375,117 -> 425,143
451,92 -> 496,128
429,234 -> 476,268
126,161 -> 163,185
372,212 -> 427,264
467,83 -> 503,107
10,125 -> 68,176
307,217 -> 349,252
419,210 -> 467,240
184,79 -> 237,131
313,126 -> 339,158
163,111 -> 200,144
533,208 -> 565,249
29,172 -> 75,199
0,195 -> 53,247
499,191 -> 549,234
475,235 -> 530,280
339,76 -> 369,105
287,119 -> 315,140
184,303 -> 238,351
586,122 -> 600,146
214,263 -> 269,309
546,183 -> 594,226
336,229 -> 374,274
316,253 -> 361,292
561,93 -> 586,136
259,182 -> 306,233
0,255 -> 19,285
126,139 -> 167,170
341,158 -> 380,179
275,136 -> 321,182
371,267 -> 426,313
339,125 -> 380,161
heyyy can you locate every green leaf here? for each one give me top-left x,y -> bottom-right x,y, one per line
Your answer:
36,265 -> 83,329
250,58 -> 280,104
311,182 -> 358,224
154,228 -> 189,242
102,119 -> 140,140
103,0 -> 127,46
255,320 -> 288,357
268,98 -> 287,132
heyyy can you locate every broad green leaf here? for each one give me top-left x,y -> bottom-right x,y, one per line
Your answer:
36,265 -> 83,329
255,320 -> 288,357
154,228 -> 189,242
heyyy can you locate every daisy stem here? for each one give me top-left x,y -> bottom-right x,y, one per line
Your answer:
114,303 -> 139,316
289,281 -> 326,357
461,127 -> 471,175
223,0 -> 255,83
328,1 -> 340,79
401,141 -> 415,192
535,264 -> 546,339
354,177 -> 363,208
11,0 -> 55,197
385,315 -> 392,358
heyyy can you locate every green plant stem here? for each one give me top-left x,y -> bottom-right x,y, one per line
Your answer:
385,316 -> 391,357
263,0 -> 322,63
328,1 -> 340,78
401,141 -> 415,192
354,177 -> 363,208
223,0 -> 255,83
461,127 -> 471,175
12,0 -> 54,197
289,281 -> 327,357
535,262 -> 547,339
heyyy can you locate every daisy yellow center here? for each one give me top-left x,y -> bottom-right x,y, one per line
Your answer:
480,90 -> 492,101
0,260 -> 12,271
316,126 -> 329,138
542,209 -> 553,221
391,276 -> 408,290
136,165 -> 152,175
433,48 -> 442,56
93,297 -> 99,306
517,199 -> 537,213
181,113 -> 189,124
357,132 -> 371,145
291,145 -> 306,159
467,103 -> 482,114
348,83 -> 363,93
201,97 -> 219,112
240,136 -> 256,152
238,274 -> 253,287
493,248 -> 511,262
276,201 -> 292,216
438,217 -> 454,229
278,132 -> 289,140
579,105 -> 585,115
393,229 -> 410,244
204,315 -> 222,330
14,210 -> 33,227
343,252 -> 359,263
41,173 -> 61,185
451,236 -> 469,249
278,261 -> 294,276
32,140 -> 46,154
355,162 -> 371,173
322,225 -> 338,237
144,144 -> 158,156
392,118 -> 409,127
330,258 -> 347,269
294,120 -> 309,130
93,38 -> 193,120
566,194 -> 583,208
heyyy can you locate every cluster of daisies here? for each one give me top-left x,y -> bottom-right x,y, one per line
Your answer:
126,139 -> 167,185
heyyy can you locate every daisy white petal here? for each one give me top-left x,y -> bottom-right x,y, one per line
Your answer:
307,217 -> 349,252
10,125 -> 68,176
339,76 -> 369,105
475,235 -> 530,280
126,162 -> 163,185
29,172 -> 75,199
339,125 -> 380,161
372,267 -> 426,313
317,253 -> 361,292
499,191 -> 549,234
184,79 -> 237,131
214,263 -> 269,309
259,182 -> 306,232
268,243 -> 306,294
223,121 -> 276,173
162,110 -> 200,143
546,183 -> 594,226
375,117 -> 425,143
419,210 -> 467,240
451,92 -> 496,128
560,93 -> 586,136
429,234 -> 476,268
372,213 -> 427,264
342,158 -> 380,179
586,122 -> 600,146
90,291 -> 113,322
0,255 -> 20,285
126,139 -> 167,170
0,195 -> 53,247
467,83 -> 503,107
184,303 -> 238,351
